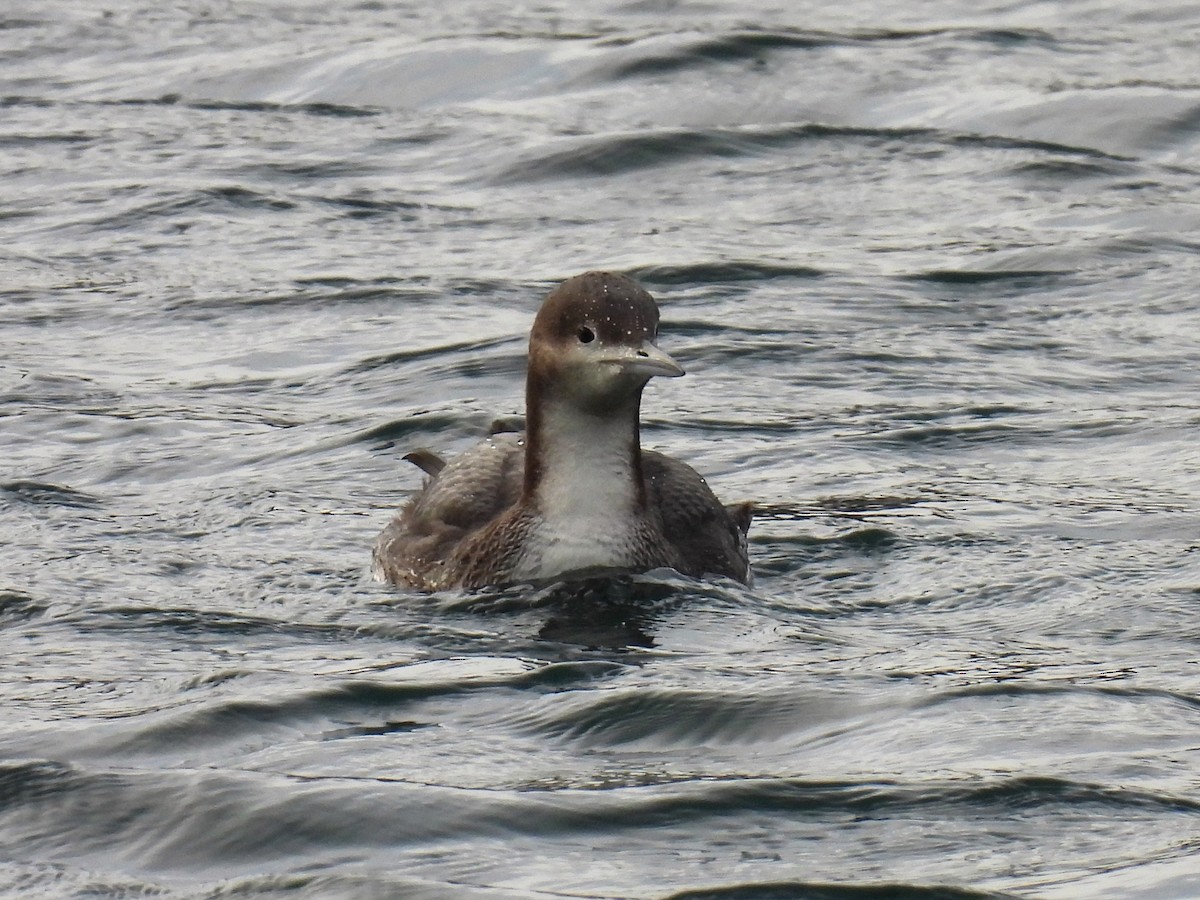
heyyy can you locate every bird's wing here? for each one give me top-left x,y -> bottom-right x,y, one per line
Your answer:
374,433 -> 525,587
643,449 -> 752,584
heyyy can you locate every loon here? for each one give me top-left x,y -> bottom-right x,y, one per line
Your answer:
372,271 -> 752,590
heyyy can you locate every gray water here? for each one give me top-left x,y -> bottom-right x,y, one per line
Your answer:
2,1 -> 1200,897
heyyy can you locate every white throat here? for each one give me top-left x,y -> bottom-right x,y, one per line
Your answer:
516,397 -> 645,579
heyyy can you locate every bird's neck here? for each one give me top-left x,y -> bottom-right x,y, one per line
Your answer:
523,390 -> 646,525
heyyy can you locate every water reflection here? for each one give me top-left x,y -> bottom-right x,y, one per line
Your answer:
441,571 -> 697,649
534,577 -> 675,649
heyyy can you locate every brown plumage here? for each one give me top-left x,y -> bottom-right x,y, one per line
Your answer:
373,272 -> 752,590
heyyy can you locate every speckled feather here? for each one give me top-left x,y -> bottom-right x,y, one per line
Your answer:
373,431 -> 751,589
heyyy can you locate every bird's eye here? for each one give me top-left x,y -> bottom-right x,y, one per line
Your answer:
577,326 -> 595,344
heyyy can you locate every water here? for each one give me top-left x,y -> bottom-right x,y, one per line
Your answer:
2,1 -> 1199,897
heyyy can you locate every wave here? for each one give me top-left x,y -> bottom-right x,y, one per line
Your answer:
491,123 -> 1128,183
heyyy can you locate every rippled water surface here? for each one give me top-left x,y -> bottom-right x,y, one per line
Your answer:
3,1 -> 1200,897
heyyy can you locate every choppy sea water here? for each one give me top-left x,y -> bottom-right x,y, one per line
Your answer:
3,1 -> 1200,897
